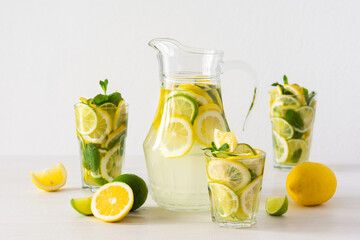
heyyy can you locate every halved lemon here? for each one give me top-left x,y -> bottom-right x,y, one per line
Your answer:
160,115 -> 194,158
91,182 -> 134,222
272,131 -> 289,163
83,109 -> 112,144
209,182 -> 239,218
30,162 -> 67,191
194,110 -> 226,146
236,176 -> 263,219
74,103 -> 98,135
213,129 -> 237,152
100,144 -> 122,182
113,100 -> 128,130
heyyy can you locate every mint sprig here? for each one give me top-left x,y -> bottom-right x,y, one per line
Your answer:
202,142 -> 229,152
92,79 -> 123,106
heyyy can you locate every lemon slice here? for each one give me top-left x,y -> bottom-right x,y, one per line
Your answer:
99,102 -> 117,118
294,106 -> 315,133
167,90 -> 208,106
91,182 -> 134,222
198,103 -> 221,113
71,197 -> 93,216
271,117 -> 294,139
79,97 -> 88,104
83,109 -> 112,144
164,94 -> 198,123
284,84 -> 306,105
233,143 -> 257,155
269,86 -> 282,105
237,176 -> 263,218
74,103 -> 98,135
207,160 -> 251,192
100,144 -> 122,182
177,84 -> 213,103
113,100 -> 128,130
286,139 -> 308,164
30,163 -> 67,191
194,110 -> 226,146
209,182 -> 239,217
160,116 -> 194,158
213,129 -> 237,152
104,125 -> 126,149
270,95 -> 300,117
272,131 -> 289,163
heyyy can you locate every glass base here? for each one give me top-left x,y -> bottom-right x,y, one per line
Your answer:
273,163 -> 295,170
156,202 -> 210,212
212,217 -> 256,228
82,185 -> 100,193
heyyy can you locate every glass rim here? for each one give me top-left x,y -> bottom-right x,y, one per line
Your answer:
204,149 -> 266,160
73,101 -> 129,109
268,90 -> 317,97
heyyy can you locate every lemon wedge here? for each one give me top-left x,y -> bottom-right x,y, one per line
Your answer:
30,163 -> 67,191
213,129 -> 237,152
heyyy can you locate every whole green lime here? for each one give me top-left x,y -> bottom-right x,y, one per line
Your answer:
113,174 -> 148,211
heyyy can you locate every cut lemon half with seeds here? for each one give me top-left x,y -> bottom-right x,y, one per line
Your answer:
100,144 -> 122,182
160,115 -> 194,158
266,195 -> 288,216
271,117 -> 294,139
194,110 -> 226,146
272,131 -> 289,163
74,103 -> 98,135
83,109 -> 112,144
213,129 -> 237,152
71,197 -> 93,216
209,182 -> 239,217
164,94 -> 198,123
91,182 -> 134,222
30,162 -> 67,191
237,176 -> 263,218
207,160 -> 251,192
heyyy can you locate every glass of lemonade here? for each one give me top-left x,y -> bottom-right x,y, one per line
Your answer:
74,80 -> 128,192
269,75 -> 316,169
204,147 -> 265,228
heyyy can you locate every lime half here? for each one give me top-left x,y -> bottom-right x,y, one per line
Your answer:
266,195 -> 288,216
209,182 -> 239,217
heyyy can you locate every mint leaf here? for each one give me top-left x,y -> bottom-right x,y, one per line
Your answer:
218,143 -> 229,151
99,79 -> 108,95
290,148 -> 302,163
211,142 -> 218,151
283,75 -> 288,84
108,92 -> 122,107
83,143 -> 100,172
248,168 -> 257,182
307,91 -> 316,105
285,110 -> 304,129
292,131 -> 304,139
93,94 -> 109,106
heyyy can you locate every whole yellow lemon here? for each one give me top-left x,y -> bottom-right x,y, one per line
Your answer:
286,162 -> 337,206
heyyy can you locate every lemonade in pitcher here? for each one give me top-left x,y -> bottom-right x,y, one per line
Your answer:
143,38 -> 257,211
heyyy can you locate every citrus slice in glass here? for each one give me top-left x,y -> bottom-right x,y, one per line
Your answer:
237,176 -> 263,218
271,117 -> 294,139
104,125 -> 126,149
177,84 -> 213,103
91,182 -> 134,222
167,90 -> 208,106
233,143 -> 257,155
207,160 -> 251,192
113,100 -> 127,130
272,131 -> 289,163
294,106 -> 315,133
160,115 -> 194,158
284,84 -> 306,105
74,103 -> 98,135
213,129 -> 237,152
99,102 -> 117,118
100,144 -> 122,182
164,94 -> 198,123
30,163 -> 67,191
209,182 -> 239,217
266,195 -> 288,216
198,103 -> 221,113
286,139 -> 308,164
83,109 -> 112,144
194,110 -> 226,146
71,197 -> 93,216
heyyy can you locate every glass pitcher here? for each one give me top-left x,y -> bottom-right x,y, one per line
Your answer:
143,38 -> 258,211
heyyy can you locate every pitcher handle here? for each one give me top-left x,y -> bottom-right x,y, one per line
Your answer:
222,60 -> 258,131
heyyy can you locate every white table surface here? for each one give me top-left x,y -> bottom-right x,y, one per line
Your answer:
1,155 -> 359,240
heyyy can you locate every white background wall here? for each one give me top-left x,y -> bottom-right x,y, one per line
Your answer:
1,0 -> 359,164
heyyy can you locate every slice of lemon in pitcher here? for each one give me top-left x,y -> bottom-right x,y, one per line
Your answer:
194,110 -> 226,146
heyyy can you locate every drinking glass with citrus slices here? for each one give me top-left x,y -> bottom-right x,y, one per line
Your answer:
269,75 -> 316,168
203,129 -> 265,228
74,80 -> 128,191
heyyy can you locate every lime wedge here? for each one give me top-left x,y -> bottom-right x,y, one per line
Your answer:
271,117 -> 294,139
209,182 -> 239,217
70,197 -> 93,216
266,195 -> 288,216
294,106 -> 315,133
207,160 -> 251,192
272,131 -> 289,163
237,176 -> 263,219
74,103 -> 98,135
164,94 -> 198,123
286,139 -> 308,164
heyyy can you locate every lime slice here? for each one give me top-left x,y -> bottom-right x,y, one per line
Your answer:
286,139 -> 308,164
271,117 -> 294,139
207,160 -> 251,192
194,110 -> 226,146
100,144 -> 122,182
294,106 -> 315,133
266,195 -> 288,216
164,94 -> 198,123
113,100 -> 128,130
233,143 -> 257,155
70,197 -> 93,216
213,129 -> 237,152
274,94 -> 301,107
209,182 -> 239,217
272,131 -> 289,163
99,102 -> 117,118
160,116 -> 194,158
74,103 -> 98,135
82,109 -> 112,144
104,125 -> 126,149
167,90 -> 208,106
237,176 -> 263,218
